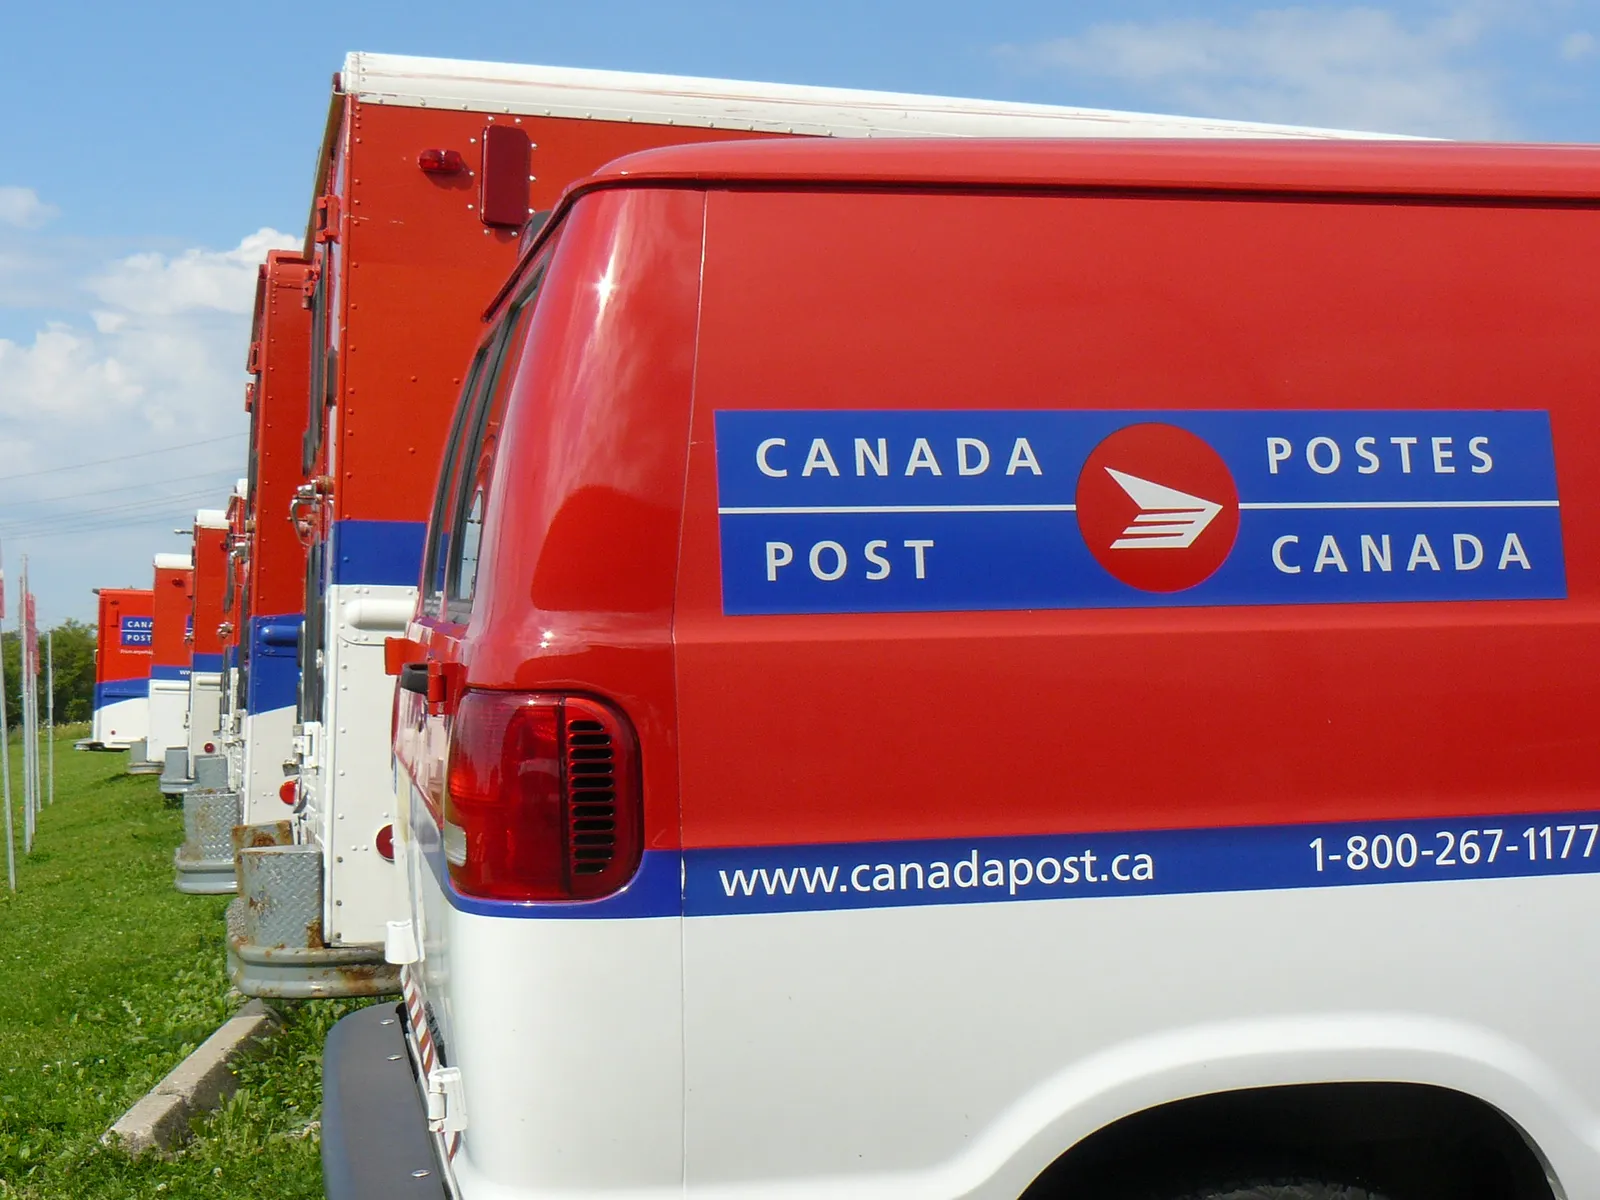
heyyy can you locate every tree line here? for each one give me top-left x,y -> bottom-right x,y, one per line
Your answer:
1,621 -> 96,726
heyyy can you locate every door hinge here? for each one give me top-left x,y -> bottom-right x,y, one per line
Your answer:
425,1066 -> 467,1133
314,193 -> 341,244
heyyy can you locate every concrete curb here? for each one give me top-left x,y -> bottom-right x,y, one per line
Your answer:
103,999 -> 281,1156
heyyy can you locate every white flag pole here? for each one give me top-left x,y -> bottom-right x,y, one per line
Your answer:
0,613 -> 14,892
20,558 -> 35,853
17,580 -> 30,855
46,630 -> 54,808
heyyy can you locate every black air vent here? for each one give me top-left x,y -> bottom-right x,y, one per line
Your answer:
565,717 -> 617,876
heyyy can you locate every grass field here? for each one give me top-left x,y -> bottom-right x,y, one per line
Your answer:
0,725 -> 366,1198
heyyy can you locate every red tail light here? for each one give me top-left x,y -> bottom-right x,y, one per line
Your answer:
443,691 -> 640,902
279,779 -> 297,806
418,148 -> 466,175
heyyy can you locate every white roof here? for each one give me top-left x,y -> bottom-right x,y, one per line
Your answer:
341,52 -> 1412,142
196,509 -> 230,530
153,553 -> 193,570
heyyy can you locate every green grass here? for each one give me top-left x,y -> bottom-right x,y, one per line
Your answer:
0,725 -> 369,1198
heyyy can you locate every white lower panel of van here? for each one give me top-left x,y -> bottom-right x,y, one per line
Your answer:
433,908 -> 685,1194
146,679 -> 190,759
186,673 -> 223,762
419,865 -> 1600,1198
307,582 -> 411,945
92,697 -> 148,749
679,875 -> 1600,1197
242,704 -> 295,826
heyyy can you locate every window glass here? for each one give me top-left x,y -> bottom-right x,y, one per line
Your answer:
421,348 -> 489,617
444,266 -> 547,618
302,260 -> 330,475
298,542 -> 325,723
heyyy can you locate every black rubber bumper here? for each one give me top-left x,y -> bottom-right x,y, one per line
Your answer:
322,1002 -> 448,1200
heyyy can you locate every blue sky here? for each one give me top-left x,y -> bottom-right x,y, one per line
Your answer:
1,0 -> 1597,621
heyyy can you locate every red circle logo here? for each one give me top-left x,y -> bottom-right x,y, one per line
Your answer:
1075,423 -> 1240,593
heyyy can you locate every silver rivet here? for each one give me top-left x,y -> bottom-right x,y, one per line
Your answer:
411,1169 -> 431,1178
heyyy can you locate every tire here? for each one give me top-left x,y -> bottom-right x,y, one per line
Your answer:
1171,1182 -> 1387,1200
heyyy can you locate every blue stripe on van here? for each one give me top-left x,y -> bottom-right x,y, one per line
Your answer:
424,808 -> 1600,919
193,653 -> 224,672
151,665 -> 191,682
94,679 -> 149,710
330,520 -> 426,587
248,614 -> 302,714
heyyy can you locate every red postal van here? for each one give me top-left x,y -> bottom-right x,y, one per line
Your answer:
351,140 -> 1600,1200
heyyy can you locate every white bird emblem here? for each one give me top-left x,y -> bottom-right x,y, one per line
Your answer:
1105,468 -> 1223,550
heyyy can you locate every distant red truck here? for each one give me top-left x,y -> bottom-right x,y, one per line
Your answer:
86,587 -> 153,752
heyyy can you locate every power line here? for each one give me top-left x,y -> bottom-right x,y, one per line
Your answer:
0,488 -> 236,536
0,434 -> 246,484
0,467 -> 241,509
3,513 -> 210,543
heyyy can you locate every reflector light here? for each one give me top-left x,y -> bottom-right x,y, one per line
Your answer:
376,824 -> 396,862
279,779 -> 297,806
203,742 -> 216,755
444,691 -> 641,902
418,148 -> 466,175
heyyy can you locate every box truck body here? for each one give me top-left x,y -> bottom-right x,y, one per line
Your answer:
88,587 -> 153,751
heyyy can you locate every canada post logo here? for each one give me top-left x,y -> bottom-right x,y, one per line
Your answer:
120,616 -> 154,647
713,410 -> 1565,616
1076,423 -> 1241,593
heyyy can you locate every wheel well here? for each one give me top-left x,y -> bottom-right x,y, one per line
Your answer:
1019,1082 -> 1554,1200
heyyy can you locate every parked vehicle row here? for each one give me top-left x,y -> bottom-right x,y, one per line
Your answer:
90,48 -> 1600,1200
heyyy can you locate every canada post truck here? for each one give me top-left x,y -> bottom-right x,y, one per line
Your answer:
197,256 -> 313,919
145,552 -> 193,786
172,507 -> 239,893
251,53 -> 1376,1003
217,477 -> 248,790
344,140 -> 1600,1200
185,508 -> 230,766
85,586 -> 153,752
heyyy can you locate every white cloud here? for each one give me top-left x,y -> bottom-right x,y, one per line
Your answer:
87,227 -> 291,317
0,227 -> 296,426
0,226 -> 300,619
1562,31 -> 1597,61
998,6 -> 1504,139
0,186 -> 57,229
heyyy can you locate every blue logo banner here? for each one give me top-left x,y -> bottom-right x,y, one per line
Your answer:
119,615 -> 154,647
714,410 -> 1565,615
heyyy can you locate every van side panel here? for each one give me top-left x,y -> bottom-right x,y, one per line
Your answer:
673,188 -> 1600,1192
413,186 -> 706,1191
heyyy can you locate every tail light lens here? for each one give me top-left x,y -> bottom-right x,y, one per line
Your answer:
443,691 -> 640,902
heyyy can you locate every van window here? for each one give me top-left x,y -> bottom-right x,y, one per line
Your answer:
301,256 -> 333,475
420,348 -> 490,618
443,267 -> 546,619
298,542 -> 325,723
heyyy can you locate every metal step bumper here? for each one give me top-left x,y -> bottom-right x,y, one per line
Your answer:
173,784 -> 242,895
224,835 -> 399,1000
158,746 -> 191,796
